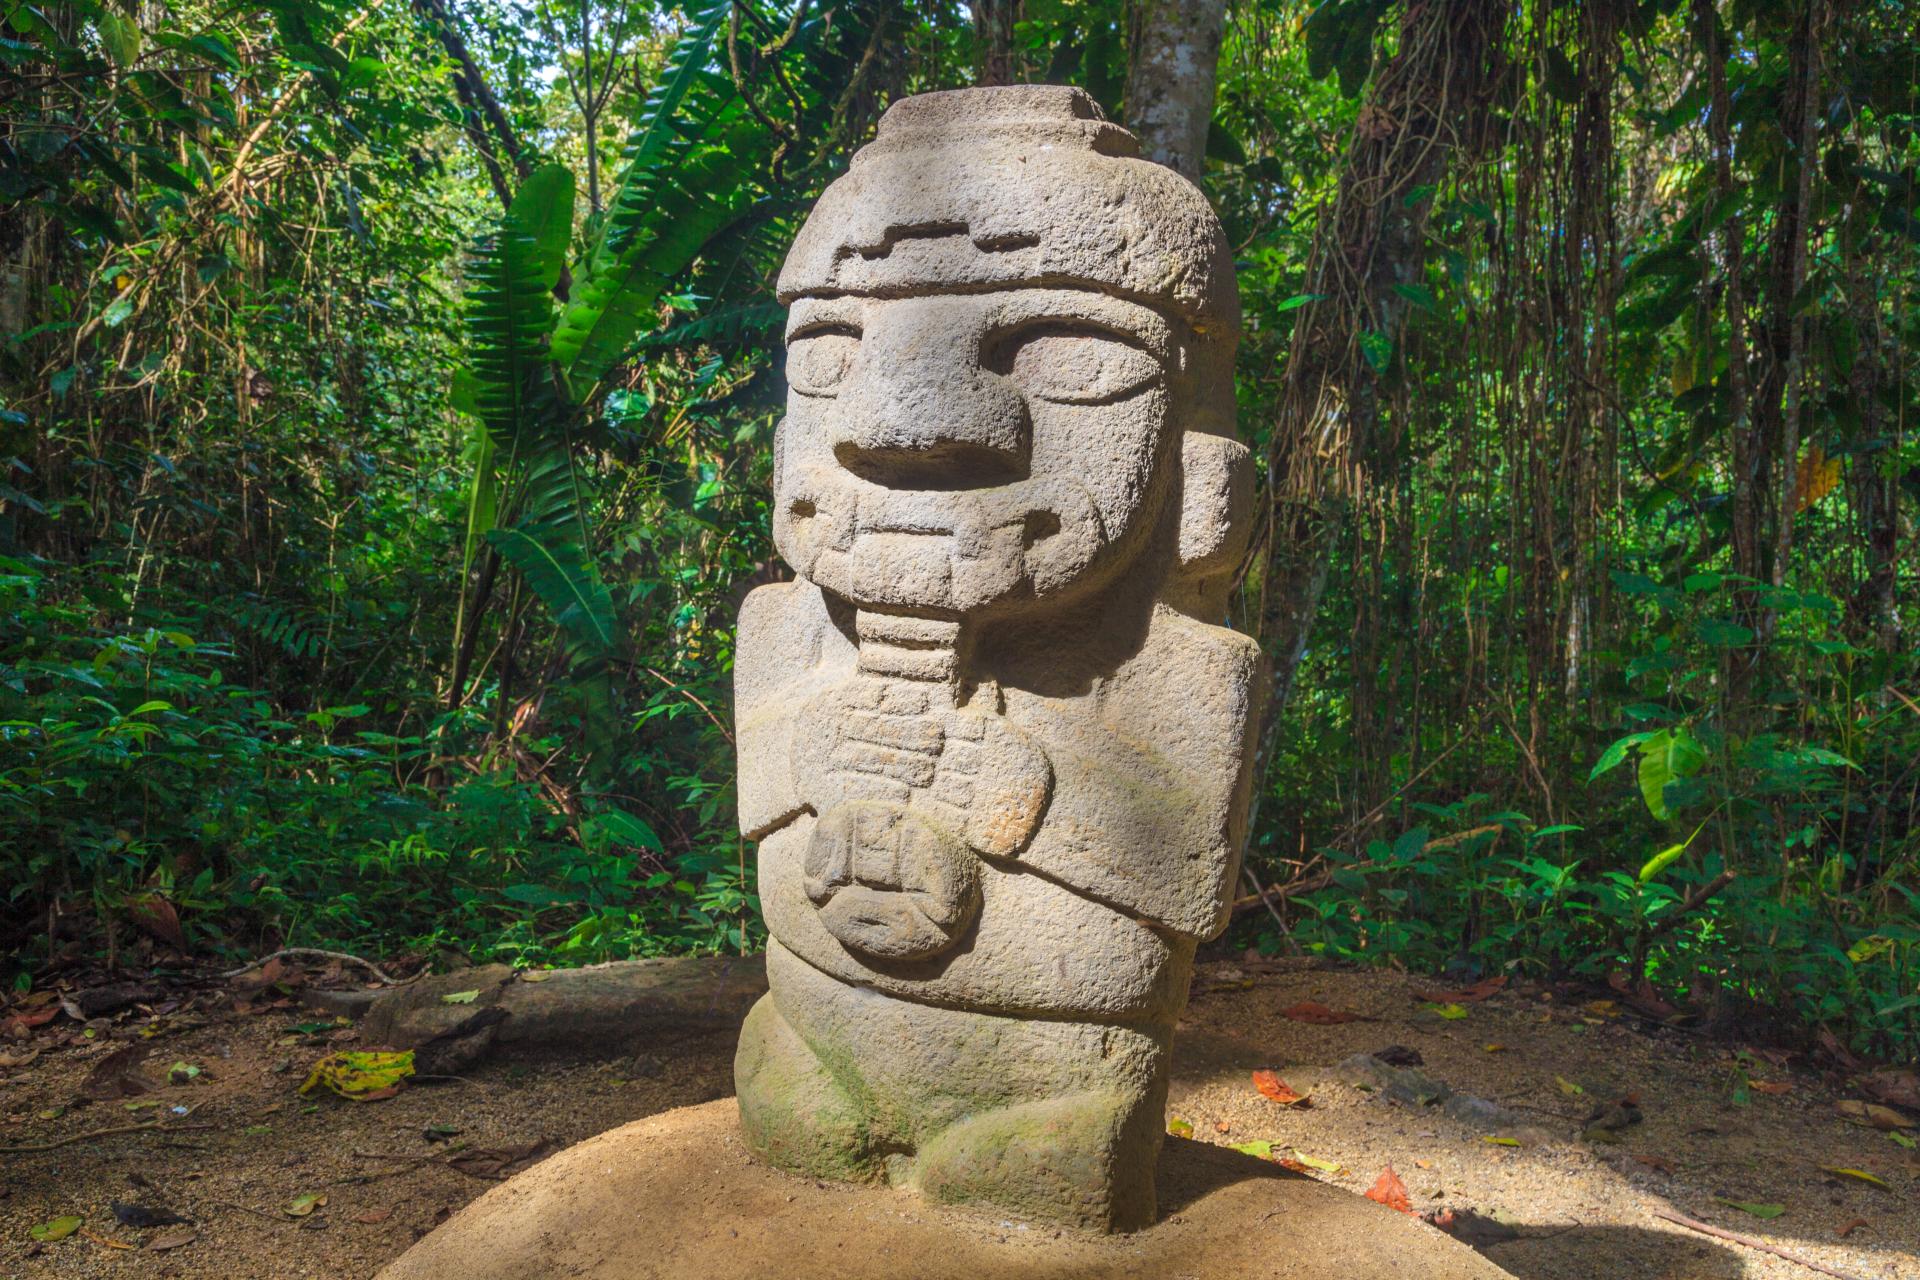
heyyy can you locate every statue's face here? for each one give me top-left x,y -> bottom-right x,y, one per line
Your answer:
773,285 -> 1175,618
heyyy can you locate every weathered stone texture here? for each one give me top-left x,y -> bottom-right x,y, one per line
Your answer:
734,84 -> 1263,1231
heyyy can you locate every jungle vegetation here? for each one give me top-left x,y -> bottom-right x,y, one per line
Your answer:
3,0 -> 1917,1062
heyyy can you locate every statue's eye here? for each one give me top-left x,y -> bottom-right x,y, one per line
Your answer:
786,327 -> 861,397
990,325 -> 1161,404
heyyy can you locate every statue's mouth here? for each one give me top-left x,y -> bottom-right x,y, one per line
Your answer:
775,462 -> 1103,612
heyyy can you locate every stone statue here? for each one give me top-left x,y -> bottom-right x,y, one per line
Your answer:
733,84 -> 1261,1232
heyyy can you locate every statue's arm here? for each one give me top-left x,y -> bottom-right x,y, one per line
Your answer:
1015,613 -> 1263,939
734,581 -> 843,840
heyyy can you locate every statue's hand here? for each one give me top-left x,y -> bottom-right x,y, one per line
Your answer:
792,677 -> 1052,858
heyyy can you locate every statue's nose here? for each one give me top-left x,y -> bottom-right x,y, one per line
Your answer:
831,338 -> 1029,488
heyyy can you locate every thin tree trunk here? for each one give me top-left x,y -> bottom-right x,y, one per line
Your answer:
1254,0 -> 1506,762
970,1 -> 1017,87
1124,0 -> 1228,183
411,0 -> 531,205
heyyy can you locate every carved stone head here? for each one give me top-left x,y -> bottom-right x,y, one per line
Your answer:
773,85 -> 1250,622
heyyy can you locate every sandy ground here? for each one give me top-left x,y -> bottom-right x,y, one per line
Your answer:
1,959 -> 1914,1280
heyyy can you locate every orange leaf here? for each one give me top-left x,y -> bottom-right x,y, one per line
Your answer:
1413,975 -> 1509,1004
1280,1000 -> 1363,1025
1365,1165 -> 1412,1213
1750,1080 -> 1792,1096
1836,1217 -> 1871,1239
1252,1069 -> 1309,1106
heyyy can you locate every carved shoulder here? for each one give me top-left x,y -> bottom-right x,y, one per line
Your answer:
734,582 -> 851,838
1013,609 -> 1264,938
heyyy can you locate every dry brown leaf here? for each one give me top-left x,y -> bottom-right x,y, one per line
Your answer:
1836,1099 -> 1912,1131
145,1227 -> 197,1251
1835,1217 -> 1871,1238
1749,1080 -> 1792,1096
1414,975 -> 1508,1004
1364,1165 -> 1412,1213
1251,1069 -> 1309,1107
352,1207 -> 394,1225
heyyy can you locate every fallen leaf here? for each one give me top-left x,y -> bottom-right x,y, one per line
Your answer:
81,1229 -> 135,1250
1484,1136 -> 1520,1147
1718,1199 -> 1786,1219
519,970 -> 552,983
1414,975 -> 1508,1004
1423,1002 -> 1470,1021
1555,1075 -> 1586,1096
1365,1165 -> 1412,1213
1280,1000 -> 1363,1025
1483,1043 -> 1507,1053
300,1050 -> 414,1100
1214,1120 -> 1231,1134
1167,1117 -> 1193,1138
1750,1080 -> 1792,1096
29,1215 -> 83,1242
1635,1155 -> 1676,1175
80,1044 -> 158,1101
1251,1070 -> 1309,1106
351,1207 -> 394,1225
1835,1217 -> 1870,1238
0,1048 -> 39,1069
283,1192 -> 327,1218
440,990 -> 481,1006
1822,1167 -> 1891,1191
1230,1139 -> 1275,1160
146,1226 -> 197,1251
123,893 -> 187,951
1292,1150 -> 1343,1174
167,1060 -> 202,1084
1888,1131 -> 1916,1150
1836,1100 -> 1912,1131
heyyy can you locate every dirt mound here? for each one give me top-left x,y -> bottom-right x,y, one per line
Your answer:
376,1097 -> 1511,1280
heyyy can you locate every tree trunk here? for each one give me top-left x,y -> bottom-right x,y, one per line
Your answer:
1123,0 -> 1227,182
970,1 -> 1017,87
1254,0 -> 1506,757
411,0 -> 531,209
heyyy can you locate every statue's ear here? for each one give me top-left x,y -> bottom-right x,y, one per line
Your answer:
1176,432 -> 1254,581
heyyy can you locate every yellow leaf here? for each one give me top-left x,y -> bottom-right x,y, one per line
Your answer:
1793,446 -> 1842,512
1483,1043 -> 1507,1053
1484,1136 -> 1520,1147
1167,1117 -> 1194,1138
1424,1002 -> 1469,1021
299,1050 -> 414,1100
1293,1149 -> 1343,1173
1555,1076 -> 1586,1096
440,990 -> 481,1005
283,1192 -> 327,1218
1822,1167 -> 1891,1191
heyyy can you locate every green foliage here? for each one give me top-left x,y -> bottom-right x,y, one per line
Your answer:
2,0 -> 1915,1067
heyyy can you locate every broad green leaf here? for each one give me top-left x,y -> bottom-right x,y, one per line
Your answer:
486,526 -> 618,656
1637,729 -> 1674,819
440,990 -> 480,1005
1590,732 -> 1653,781
29,1215 -> 82,1242
1274,292 -> 1325,312
504,164 -> 576,293
97,10 -> 140,65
